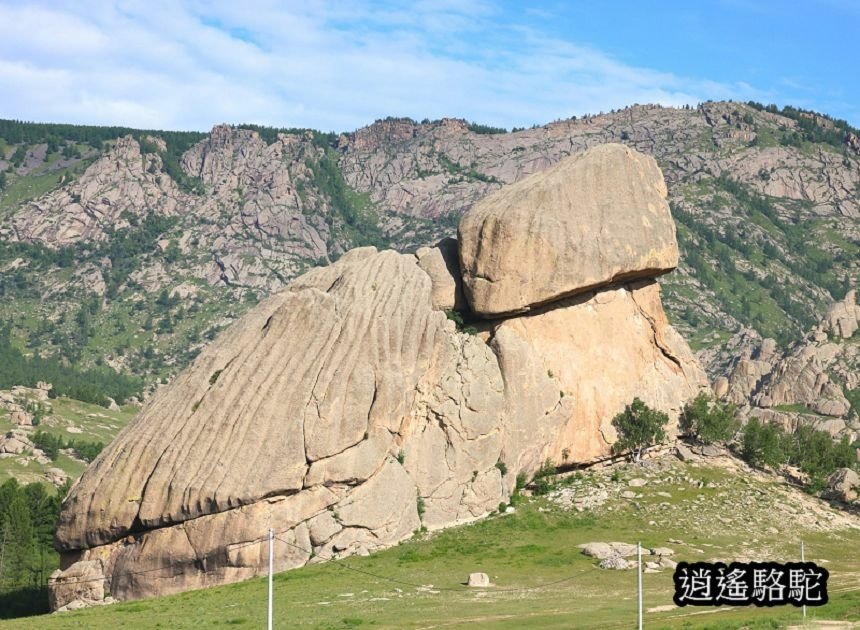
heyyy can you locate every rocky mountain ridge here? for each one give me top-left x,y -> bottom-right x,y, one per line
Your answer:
1,102 -> 859,395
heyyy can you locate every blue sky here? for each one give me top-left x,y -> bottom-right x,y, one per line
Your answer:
0,1 -> 856,132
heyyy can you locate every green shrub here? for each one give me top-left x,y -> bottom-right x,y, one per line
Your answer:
31,431 -> 62,461
531,459 -> 557,496
741,418 -> 786,469
515,472 -> 528,491
786,425 -> 856,489
845,388 -> 860,418
680,392 -> 741,444
611,398 -> 668,462
68,439 -> 104,463
445,309 -> 478,335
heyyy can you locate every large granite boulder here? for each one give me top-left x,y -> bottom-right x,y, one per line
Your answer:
492,280 -> 706,467
51,144 -> 705,609
458,143 -> 679,316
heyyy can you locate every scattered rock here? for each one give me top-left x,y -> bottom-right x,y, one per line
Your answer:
45,468 -> 69,487
696,444 -> 724,458
10,410 -> 33,426
823,289 -> 860,340
599,555 -> 632,570
659,558 -> 678,570
675,444 -> 697,462
0,435 -> 31,455
579,542 -> 614,560
628,478 -> 648,487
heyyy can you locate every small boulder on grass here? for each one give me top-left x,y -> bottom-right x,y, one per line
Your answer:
578,542 -> 613,560
599,555 -> 632,570
659,558 -> 678,570
467,572 -> 491,587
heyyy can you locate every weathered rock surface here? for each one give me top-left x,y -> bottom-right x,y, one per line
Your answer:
51,145 -> 704,608
492,280 -> 705,465
458,144 -> 679,316
823,290 -> 860,340
48,560 -> 105,611
415,237 -> 467,311
823,468 -> 859,503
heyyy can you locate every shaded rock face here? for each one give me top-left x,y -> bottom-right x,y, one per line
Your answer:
458,144 -> 679,316
51,145 -> 705,608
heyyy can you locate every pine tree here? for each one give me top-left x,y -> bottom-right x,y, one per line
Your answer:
0,494 -> 37,591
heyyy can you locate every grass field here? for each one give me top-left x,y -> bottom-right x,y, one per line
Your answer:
1,455 -> 858,629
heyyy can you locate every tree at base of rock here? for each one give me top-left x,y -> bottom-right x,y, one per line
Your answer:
680,392 -> 740,445
611,398 -> 668,463
740,418 -> 786,470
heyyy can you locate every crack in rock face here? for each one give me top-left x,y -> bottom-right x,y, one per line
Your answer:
49,144 -> 707,609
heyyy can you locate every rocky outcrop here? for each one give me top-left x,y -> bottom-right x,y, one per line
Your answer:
717,290 -> 860,443
3,103 -> 858,389
458,144 -> 678,316
50,145 -> 705,609
9,137 -> 184,246
823,468 -> 859,503
823,290 -> 860,340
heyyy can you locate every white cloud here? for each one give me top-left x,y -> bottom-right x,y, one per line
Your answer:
0,0 -> 769,131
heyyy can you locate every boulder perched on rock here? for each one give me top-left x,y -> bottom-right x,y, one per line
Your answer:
458,144 -> 679,316
415,237 -> 467,311
51,143 -> 705,609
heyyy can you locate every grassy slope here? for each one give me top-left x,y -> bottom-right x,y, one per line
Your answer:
0,392 -> 136,486
2,458 -> 858,629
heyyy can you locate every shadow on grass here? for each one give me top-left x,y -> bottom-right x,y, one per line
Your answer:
0,586 -> 50,619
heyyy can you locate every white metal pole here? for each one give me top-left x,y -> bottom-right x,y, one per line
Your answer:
638,541 -> 643,630
268,528 -> 274,630
801,540 -> 806,624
